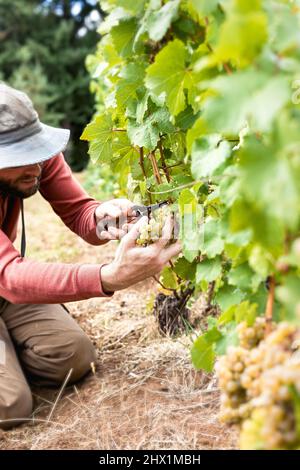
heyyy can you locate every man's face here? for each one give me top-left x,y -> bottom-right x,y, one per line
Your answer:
0,162 -> 43,199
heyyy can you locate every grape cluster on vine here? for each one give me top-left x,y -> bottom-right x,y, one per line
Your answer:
136,206 -> 173,246
216,318 -> 300,449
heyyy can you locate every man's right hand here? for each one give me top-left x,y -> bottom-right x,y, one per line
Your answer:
100,215 -> 181,293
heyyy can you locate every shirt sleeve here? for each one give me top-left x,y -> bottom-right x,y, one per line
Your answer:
39,152 -> 107,246
0,229 -> 113,304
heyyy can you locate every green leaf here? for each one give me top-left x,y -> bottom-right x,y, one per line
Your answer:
276,275 -> 300,323
127,107 -> 173,150
160,266 -> 178,290
228,262 -> 257,291
196,256 -> 222,283
234,301 -> 258,326
239,134 -> 300,231
145,39 -> 196,116
215,1 -> 268,66
173,257 -> 197,280
191,134 -> 231,178
186,117 -> 206,154
191,336 -> 215,372
248,245 -> 272,278
80,114 -> 138,164
111,19 -> 138,57
215,285 -> 245,311
266,1 -> 300,54
189,0 -> 219,16
289,386 -> 300,439
98,7 -> 130,35
230,198 -> 285,253
199,218 -> 225,258
116,0 -> 145,15
175,106 -> 200,132
203,71 -> 291,135
80,114 -> 114,163
191,327 -> 222,372
179,188 -> 202,262
112,132 -> 139,162
215,323 -> 239,355
136,92 -> 150,124
135,0 -> 180,43
204,326 -> 223,343
115,63 -> 146,110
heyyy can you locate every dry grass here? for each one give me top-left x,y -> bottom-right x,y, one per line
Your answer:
0,172 -> 238,450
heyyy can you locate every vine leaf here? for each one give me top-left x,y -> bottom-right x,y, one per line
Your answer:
196,256 -> 222,283
202,71 -> 291,135
80,115 -> 114,163
111,19 -> 140,58
191,134 -> 231,178
127,107 -> 174,150
191,327 -> 222,372
135,0 -> 180,44
145,39 -> 196,116
116,62 -> 146,111
80,115 -> 138,164
215,0 -> 268,66
188,0 -> 219,16
199,218 -> 225,258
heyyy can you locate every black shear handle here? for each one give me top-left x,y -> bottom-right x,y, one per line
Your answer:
132,200 -> 169,218
131,205 -> 150,218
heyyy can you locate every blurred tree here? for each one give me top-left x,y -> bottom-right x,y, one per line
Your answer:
0,0 -> 104,170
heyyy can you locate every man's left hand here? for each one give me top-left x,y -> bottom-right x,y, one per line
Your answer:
95,199 -> 137,241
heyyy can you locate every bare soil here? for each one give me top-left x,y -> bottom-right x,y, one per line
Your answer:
0,173 -> 238,450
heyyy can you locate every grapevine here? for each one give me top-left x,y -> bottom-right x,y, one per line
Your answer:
82,0 -> 300,449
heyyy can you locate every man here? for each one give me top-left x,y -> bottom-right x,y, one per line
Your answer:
0,83 -> 181,429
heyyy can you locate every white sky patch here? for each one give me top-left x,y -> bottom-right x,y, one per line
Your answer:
77,9 -> 102,36
71,2 -> 82,16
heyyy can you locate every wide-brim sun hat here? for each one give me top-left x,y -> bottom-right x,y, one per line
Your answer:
0,82 -> 70,169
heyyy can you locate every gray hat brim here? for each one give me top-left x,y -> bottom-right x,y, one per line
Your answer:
0,123 -> 70,169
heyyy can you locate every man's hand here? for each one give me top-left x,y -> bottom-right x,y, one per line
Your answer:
100,215 -> 182,292
95,199 -> 137,241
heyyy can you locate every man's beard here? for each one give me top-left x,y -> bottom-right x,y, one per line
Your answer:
0,177 -> 41,199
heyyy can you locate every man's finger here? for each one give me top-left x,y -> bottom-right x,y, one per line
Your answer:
161,240 -> 182,264
98,205 -> 122,220
122,216 -> 148,248
153,214 -> 174,250
112,199 -> 136,217
97,214 -> 120,233
121,221 -> 138,233
99,230 -> 115,241
107,226 -> 126,239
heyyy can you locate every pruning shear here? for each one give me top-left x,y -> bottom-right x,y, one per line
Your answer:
132,200 -> 169,219
101,200 -> 169,233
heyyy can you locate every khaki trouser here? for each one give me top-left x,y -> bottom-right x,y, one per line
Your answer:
0,297 -> 96,430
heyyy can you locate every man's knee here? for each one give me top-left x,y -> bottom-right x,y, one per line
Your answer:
23,328 -> 97,386
0,382 -> 33,430
55,330 -> 97,384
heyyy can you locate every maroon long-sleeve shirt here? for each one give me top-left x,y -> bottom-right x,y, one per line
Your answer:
0,152 -> 113,304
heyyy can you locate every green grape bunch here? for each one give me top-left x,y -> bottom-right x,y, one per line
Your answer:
136,206 -> 176,247
237,317 -> 267,350
241,361 -> 300,450
215,346 -> 252,423
216,320 -> 300,427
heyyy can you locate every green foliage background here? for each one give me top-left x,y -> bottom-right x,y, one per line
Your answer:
82,0 -> 300,372
0,0 -> 103,170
